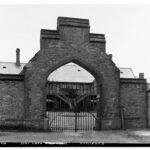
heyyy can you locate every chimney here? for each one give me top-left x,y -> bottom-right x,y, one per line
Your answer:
16,48 -> 20,67
139,73 -> 144,79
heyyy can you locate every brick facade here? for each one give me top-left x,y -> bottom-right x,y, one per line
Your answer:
120,79 -> 147,128
0,75 -> 24,120
0,17 -> 147,130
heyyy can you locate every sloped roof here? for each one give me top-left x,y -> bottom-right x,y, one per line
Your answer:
0,62 -> 136,82
0,62 -> 25,74
48,63 -> 94,83
119,67 -> 136,78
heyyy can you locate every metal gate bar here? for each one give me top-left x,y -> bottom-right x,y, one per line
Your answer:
46,82 -> 98,131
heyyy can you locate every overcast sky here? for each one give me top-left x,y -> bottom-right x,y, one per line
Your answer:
0,4 -> 150,78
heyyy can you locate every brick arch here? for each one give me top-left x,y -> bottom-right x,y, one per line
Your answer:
24,50 -> 120,129
24,51 -> 120,130
23,16 -> 121,130
44,56 -> 103,86
43,56 -> 104,129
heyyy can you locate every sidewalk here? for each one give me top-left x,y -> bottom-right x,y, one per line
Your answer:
0,129 -> 150,143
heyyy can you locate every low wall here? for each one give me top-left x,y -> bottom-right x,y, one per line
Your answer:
0,74 -> 24,120
0,74 -> 48,130
120,78 -> 147,129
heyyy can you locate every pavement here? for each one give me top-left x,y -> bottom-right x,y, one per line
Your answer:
1,129 -> 150,144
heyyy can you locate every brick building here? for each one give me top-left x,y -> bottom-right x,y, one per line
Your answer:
0,17 -> 147,130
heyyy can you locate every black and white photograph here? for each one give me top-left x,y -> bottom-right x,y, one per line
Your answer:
0,0 -> 150,147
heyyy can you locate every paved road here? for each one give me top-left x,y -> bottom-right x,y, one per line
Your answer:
0,129 -> 150,144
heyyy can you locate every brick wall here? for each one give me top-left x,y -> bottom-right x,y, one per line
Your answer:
0,75 -> 24,120
147,91 -> 150,126
120,79 -> 147,128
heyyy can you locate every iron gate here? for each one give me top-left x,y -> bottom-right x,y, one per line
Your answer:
46,82 -> 99,131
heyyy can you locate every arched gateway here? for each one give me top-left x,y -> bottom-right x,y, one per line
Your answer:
23,17 -> 121,130
0,17 -> 146,131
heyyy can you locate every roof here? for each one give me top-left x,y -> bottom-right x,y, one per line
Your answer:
119,68 -> 136,78
0,62 -> 25,74
0,62 -> 136,82
48,63 -> 94,83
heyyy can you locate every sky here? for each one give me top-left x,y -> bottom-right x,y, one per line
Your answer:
0,3 -> 150,79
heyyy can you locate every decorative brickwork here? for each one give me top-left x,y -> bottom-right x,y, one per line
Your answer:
24,17 -> 120,130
